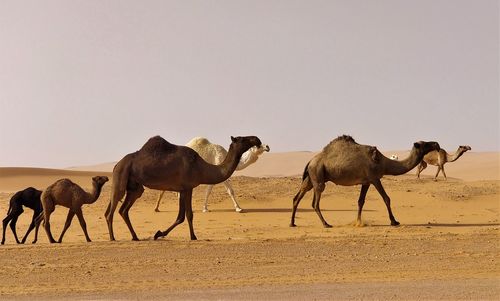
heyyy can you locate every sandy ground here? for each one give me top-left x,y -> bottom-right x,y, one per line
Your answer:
0,153 -> 499,300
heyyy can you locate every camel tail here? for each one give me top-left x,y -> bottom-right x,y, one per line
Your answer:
302,162 -> 310,181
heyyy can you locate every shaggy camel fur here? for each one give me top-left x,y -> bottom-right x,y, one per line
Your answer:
290,135 -> 440,227
33,176 -> 109,243
154,137 -> 270,213
1,187 -> 42,245
416,145 -> 471,180
105,135 -> 262,241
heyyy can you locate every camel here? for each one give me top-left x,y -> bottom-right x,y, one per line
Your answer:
290,135 -> 440,227
416,145 -> 471,180
33,176 -> 109,243
1,187 -> 42,245
105,135 -> 262,241
154,137 -> 270,213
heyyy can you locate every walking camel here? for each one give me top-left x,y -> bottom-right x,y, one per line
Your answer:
290,135 -> 440,227
105,135 -> 262,241
154,137 -> 270,213
1,187 -> 42,245
416,145 -> 471,180
33,176 -> 109,243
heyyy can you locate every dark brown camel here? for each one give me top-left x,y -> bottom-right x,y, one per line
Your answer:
105,135 -> 262,241
290,135 -> 440,227
1,187 -> 43,244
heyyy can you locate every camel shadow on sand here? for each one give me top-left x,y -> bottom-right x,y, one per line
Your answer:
191,208 -> 376,213
404,222 -> 500,227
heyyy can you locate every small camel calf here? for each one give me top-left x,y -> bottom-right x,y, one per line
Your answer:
2,187 -> 43,245
34,176 -> 108,243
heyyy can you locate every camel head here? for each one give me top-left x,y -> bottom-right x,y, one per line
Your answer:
250,143 -> 270,155
230,136 -> 262,154
92,176 -> 109,187
413,141 -> 440,157
459,145 -> 472,152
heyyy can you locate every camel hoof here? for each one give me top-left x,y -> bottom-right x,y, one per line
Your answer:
323,224 -> 333,228
202,208 -> 209,213
235,207 -> 243,213
1,241 -> 4,245
191,236 -> 198,241
153,231 -> 163,240
131,237 -> 139,241
289,223 -> 296,227
391,221 -> 400,226
154,209 -> 160,212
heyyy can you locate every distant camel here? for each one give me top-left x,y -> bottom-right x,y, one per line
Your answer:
1,187 -> 42,245
290,135 -> 440,227
416,145 -> 471,180
154,137 -> 270,213
105,135 -> 262,241
34,176 -> 109,243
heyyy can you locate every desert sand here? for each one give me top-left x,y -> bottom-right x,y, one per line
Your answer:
0,151 -> 498,300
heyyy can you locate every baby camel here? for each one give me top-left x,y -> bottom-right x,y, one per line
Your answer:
1,187 -> 42,245
34,176 -> 108,243
416,145 -> 471,180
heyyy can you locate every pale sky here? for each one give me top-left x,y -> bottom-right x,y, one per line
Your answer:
0,0 -> 498,168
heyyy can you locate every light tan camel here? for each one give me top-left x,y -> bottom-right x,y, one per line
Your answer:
105,135 -> 262,241
33,176 -> 109,243
154,137 -> 270,213
290,135 -> 440,227
416,145 -> 471,180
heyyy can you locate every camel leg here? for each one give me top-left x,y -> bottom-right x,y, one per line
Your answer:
372,179 -> 399,226
223,180 -> 242,212
105,183 -> 126,241
356,184 -> 370,226
119,185 -> 144,241
290,176 -> 313,227
434,166 -> 441,181
20,209 -> 41,244
8,215 -> 21,244
32,212 -> 44,244
43,207 -> 57,243
57,210 -> 75,243
154,192 -> 186,240
313,183 -> 331,228
75,208 -> 91,242
203,185 -> 213,212
154,191 -> 165,212
441,165 -> 447,180
416,161 -> 427,179
2,205 -> 23,244
183,190 -> 197,240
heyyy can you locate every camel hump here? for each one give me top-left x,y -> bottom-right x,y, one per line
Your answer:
140,136 -> 176,154
335,135 -> 356,143
186,137 -> 211,147
322,135 -> 357,151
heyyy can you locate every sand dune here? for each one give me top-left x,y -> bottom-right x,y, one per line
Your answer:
0,167 -> 111,192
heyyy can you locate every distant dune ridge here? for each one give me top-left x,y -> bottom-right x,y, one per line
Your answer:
0,151 -> 498,192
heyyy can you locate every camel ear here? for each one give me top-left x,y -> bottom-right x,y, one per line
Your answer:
414,142 -> 421,149
231,136 -> 236,143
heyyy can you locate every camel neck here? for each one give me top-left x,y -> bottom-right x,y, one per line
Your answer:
86,182 -> 103,204
447,149 -> 465,162
199,143 -> 244,185
236,150 -> 258,170
383,148 -> 423,176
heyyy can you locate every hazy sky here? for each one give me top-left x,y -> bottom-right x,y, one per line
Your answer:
0,0 -> 498,168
